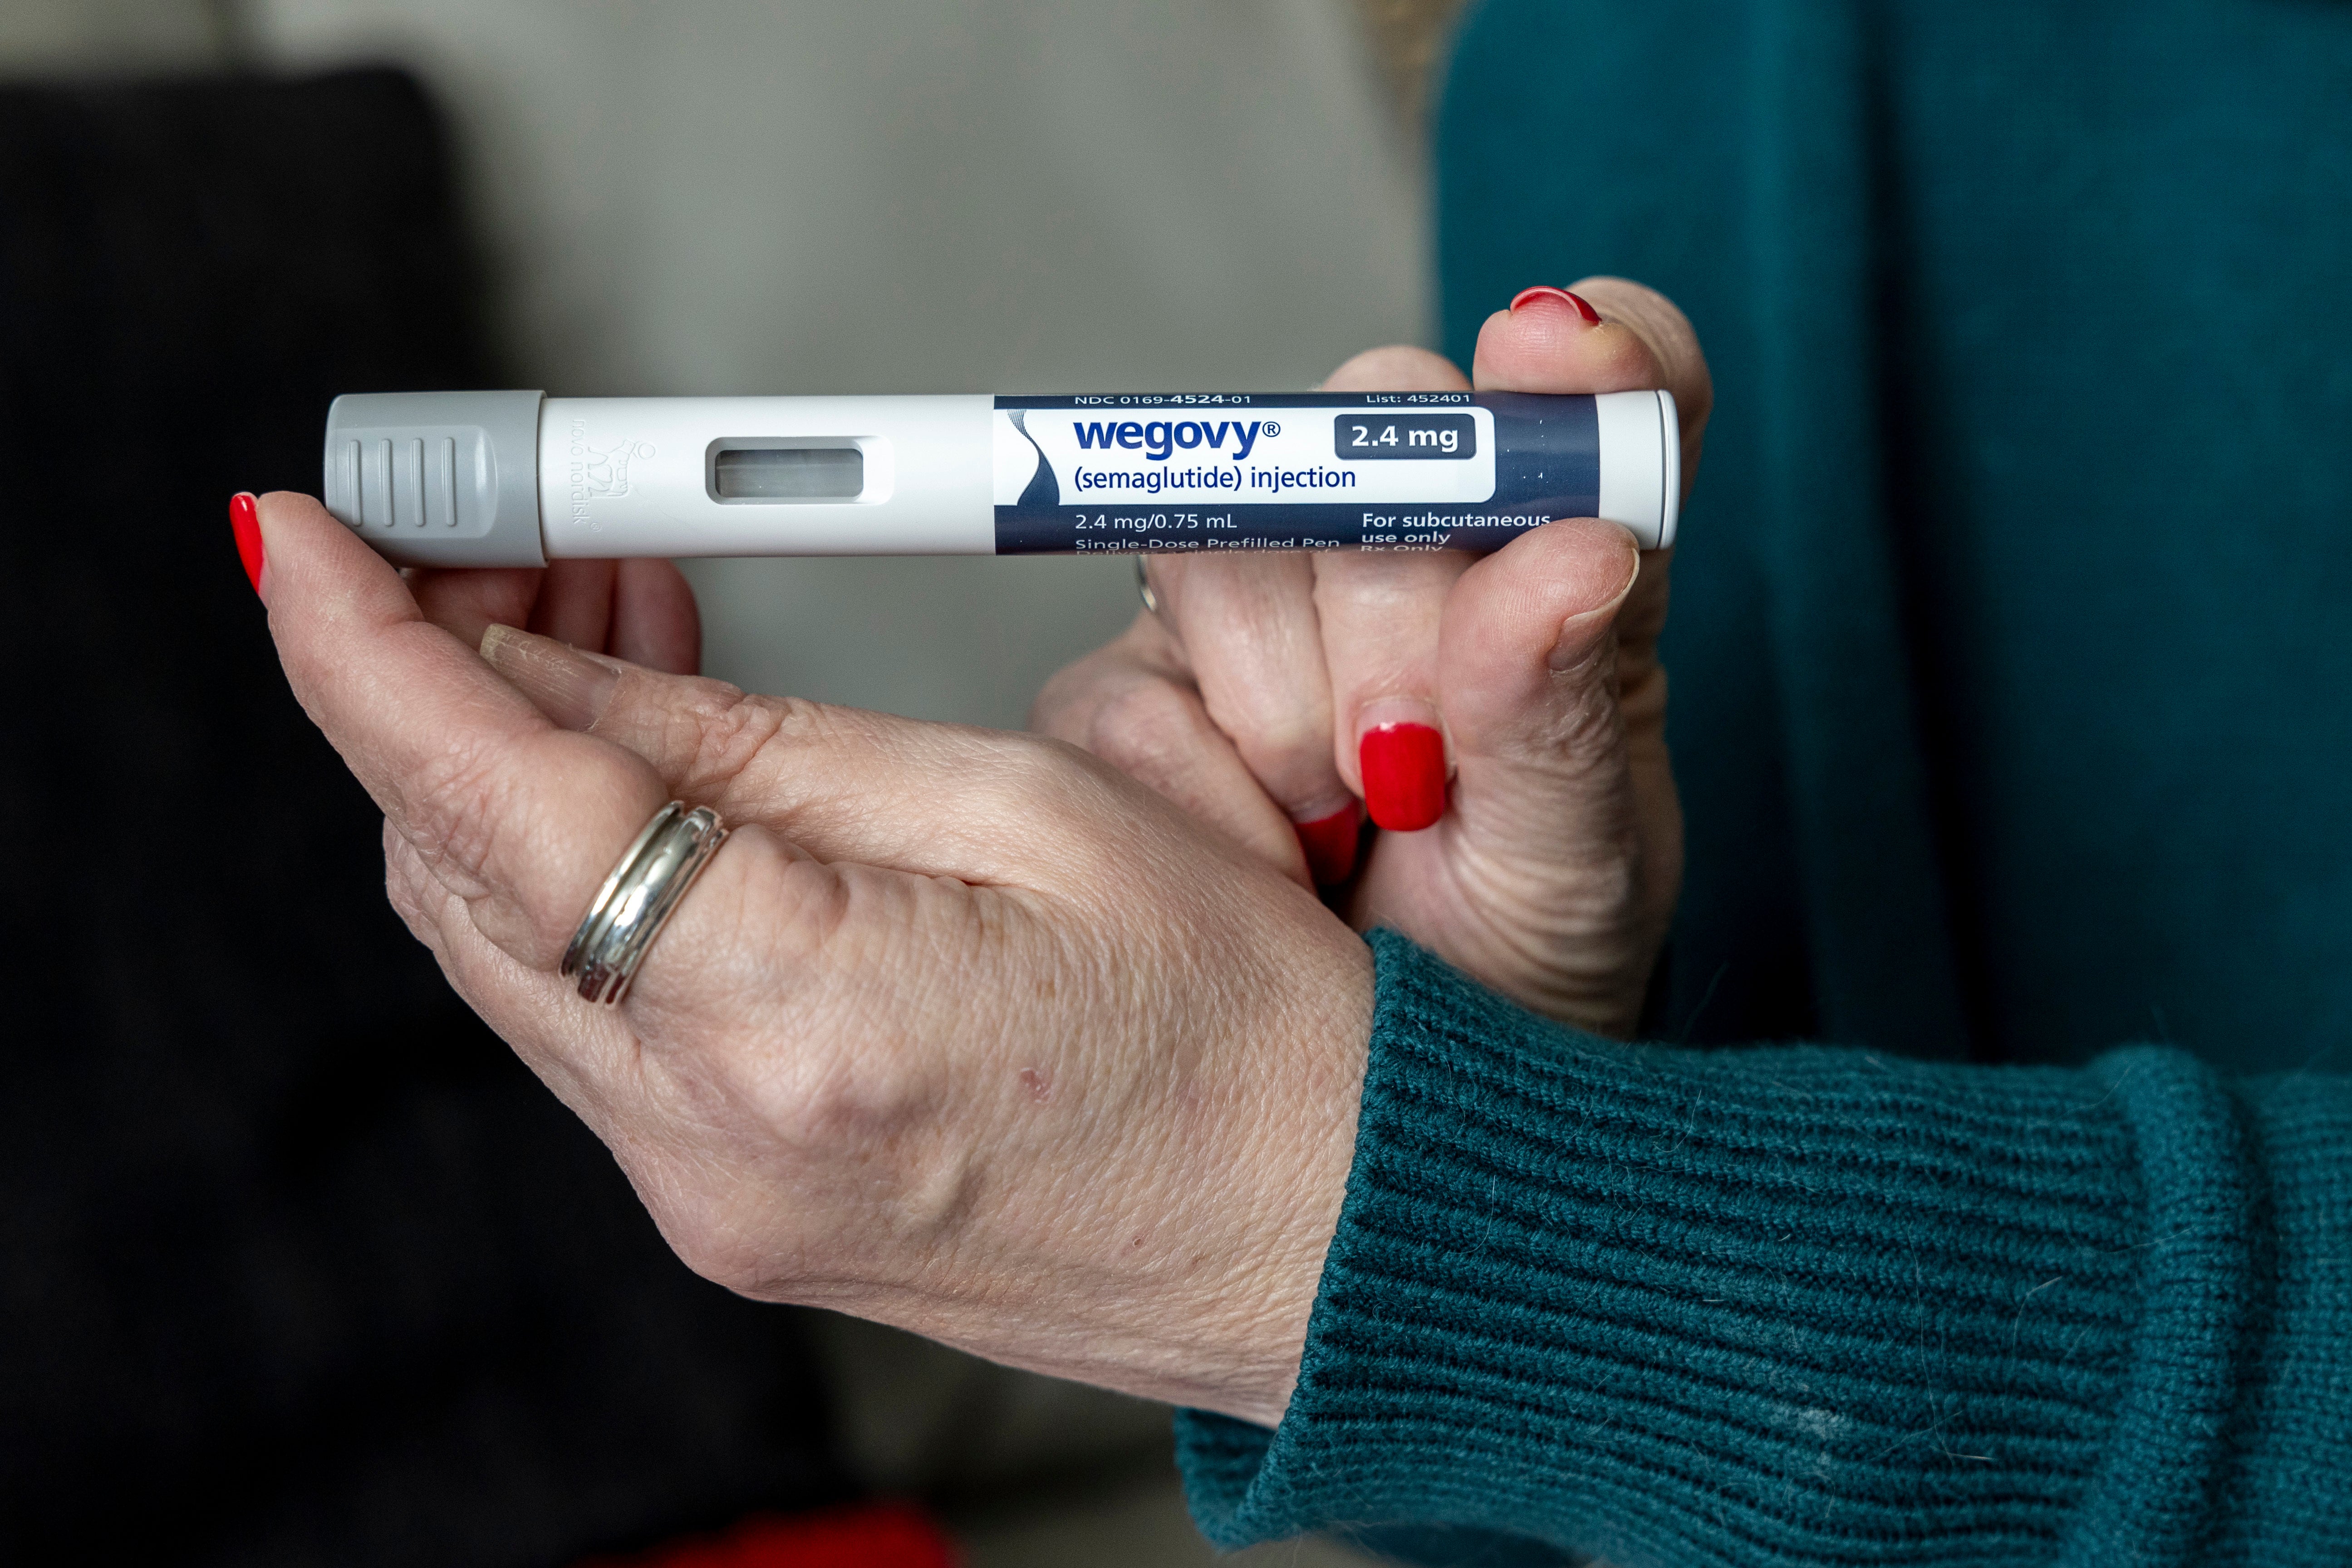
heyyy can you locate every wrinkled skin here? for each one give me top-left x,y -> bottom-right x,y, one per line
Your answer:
246,273 -> 1706,1428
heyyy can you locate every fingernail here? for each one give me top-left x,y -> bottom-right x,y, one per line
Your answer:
229,492 -> 265,597
480,623 -> 618,731
1359,723 -> 1447,832
1294,801 -> 1361,884
1549,544 -> 1642,672
1509,286 -> 1602,324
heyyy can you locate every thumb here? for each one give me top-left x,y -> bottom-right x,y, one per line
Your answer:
1433,516 -> 1681,1025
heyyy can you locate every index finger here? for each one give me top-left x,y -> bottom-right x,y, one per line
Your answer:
255,491 -> 667,970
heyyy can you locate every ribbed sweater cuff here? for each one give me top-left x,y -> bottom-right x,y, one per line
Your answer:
1177,931 -> 2273,1568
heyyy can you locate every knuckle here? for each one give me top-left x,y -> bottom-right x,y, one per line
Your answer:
782,1027 -> 938,1158
1084,675 -> 1200,769
1208,693 -> 1325,781
661,682 -> 829,796
394,732 -> 516,896
788,848 -> 862,942
1029,644 -> 1131,737
625,857 -> 1059,1302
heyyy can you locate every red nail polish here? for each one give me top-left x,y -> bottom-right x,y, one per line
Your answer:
1359,723 -> 1447,832
1294,801 -> 1362,885
1508,286 -> 1602,324
229,492 -> 265,596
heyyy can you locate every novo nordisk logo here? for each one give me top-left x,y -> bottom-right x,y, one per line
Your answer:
1073,418 -> 1271,462
569,418 -> 656,506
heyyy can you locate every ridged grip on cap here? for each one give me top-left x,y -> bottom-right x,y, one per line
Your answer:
323,391 -> 546,567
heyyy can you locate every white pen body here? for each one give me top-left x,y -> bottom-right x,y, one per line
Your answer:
540,394 -> 995,558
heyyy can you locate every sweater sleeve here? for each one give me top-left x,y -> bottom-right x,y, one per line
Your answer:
1177,932 -> 2351,1567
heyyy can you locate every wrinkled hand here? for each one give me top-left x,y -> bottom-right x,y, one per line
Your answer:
1033,280 -> 1709,1035
251,494 -> 1371,1427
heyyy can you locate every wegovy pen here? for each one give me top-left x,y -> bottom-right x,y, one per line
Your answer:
322,389 -> 1679,567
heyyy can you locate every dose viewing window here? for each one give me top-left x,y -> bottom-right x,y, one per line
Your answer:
712,444 -> 864,501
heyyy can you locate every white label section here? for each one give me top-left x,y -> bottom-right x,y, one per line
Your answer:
541,395 -> 994,557
995,406 -> 1496,508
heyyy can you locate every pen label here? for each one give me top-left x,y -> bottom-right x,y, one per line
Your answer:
990,393 -> 1595,553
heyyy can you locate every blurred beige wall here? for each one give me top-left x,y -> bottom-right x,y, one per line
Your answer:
0,0 -> 229,69
0,11 -> 1427,1557
2,0 -> 1431,727
243,0 -> 1435,726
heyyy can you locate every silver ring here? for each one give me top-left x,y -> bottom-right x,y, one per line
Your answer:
1135,555 -> 1160,616
560,801 -> 731,1004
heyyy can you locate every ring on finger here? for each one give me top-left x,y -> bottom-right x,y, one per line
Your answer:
1135,555 -> 1160,617
561,801 -> 730,1004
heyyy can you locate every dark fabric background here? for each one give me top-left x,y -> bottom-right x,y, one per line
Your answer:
0,69 -> 845,1565
1439,0 -> 2352,1072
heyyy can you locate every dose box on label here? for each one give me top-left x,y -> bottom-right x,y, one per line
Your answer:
1333,413 -> 1477,460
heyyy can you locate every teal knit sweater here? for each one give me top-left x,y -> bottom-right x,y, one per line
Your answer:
1173,1 -> 2352,1563
1181,936 -> 2348,1564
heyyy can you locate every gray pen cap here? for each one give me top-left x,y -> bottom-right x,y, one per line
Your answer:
323,391 -> 547,567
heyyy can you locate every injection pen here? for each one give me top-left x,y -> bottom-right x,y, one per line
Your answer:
322,389 -> 1679,568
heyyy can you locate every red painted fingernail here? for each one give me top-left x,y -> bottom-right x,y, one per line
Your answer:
1294,801 -> 1362,885
1359,723 -> 1447,832
1509,286 -> 1602,324
229,492 -> 265,596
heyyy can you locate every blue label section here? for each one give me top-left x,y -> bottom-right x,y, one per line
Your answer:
991,392 -> 1597,554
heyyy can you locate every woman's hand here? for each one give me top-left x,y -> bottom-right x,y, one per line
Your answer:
249,494 -> 1370,1428
1032,279 -> 1710,1036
